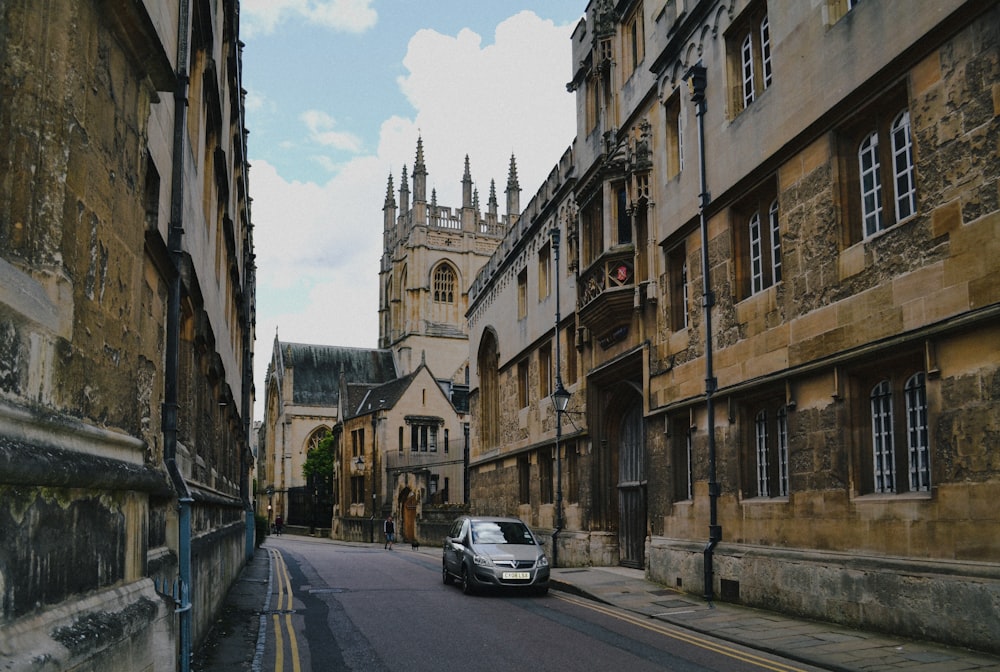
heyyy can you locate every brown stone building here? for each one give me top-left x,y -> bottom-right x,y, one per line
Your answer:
258,338 -> 396,531
0,1 -> 255,669
467,0 -> 999,653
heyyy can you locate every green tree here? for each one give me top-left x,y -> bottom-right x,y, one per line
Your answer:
303,433 -> 335,482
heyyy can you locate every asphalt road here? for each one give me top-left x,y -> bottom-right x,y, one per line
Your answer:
258,536 -> 828,672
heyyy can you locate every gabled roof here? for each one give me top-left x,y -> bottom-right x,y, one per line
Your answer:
349,369 -> 419,419
279,342 -> 396,406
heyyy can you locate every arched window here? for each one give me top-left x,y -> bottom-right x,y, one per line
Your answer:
858,131 -> 883,238
890,110 -> 916,222
870,380 -> 895,493
306,426 -> 330,454
433,263 -> 455,303
477,331 -> 500,451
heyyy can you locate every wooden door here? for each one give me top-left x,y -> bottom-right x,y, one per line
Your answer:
617,403 -> 646,568
403,492 -> 417,542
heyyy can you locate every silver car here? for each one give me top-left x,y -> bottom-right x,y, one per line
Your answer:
442,516 -> 550,595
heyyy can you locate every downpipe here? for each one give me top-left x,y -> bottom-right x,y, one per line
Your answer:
551,526 -> 561,569
164,1 -> 193,669
686,62 -> 722,604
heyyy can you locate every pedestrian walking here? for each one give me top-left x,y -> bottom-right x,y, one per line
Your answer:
274,514 -> 283,536
383,514 -> 395,550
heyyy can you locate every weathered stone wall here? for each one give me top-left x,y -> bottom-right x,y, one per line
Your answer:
649,539 -> 1000,654
0,0 -> 254,669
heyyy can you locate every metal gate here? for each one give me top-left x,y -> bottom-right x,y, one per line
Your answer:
617,403 -> 646,568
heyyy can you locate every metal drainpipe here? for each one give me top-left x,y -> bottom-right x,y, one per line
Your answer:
235,23 -> 256,563
686,62 -> 721,603
164,1 -> 194,669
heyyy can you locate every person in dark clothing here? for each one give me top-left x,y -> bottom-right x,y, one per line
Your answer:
274,515 -> 283,536
383,514 -> 395,550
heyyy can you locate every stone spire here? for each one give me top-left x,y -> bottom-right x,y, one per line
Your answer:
431,188 -> 437,209
505,153 -> 521,218
383,172 -> 396,208
473,186 -> 480,214
399,165 -> 410,211
488,178 -> 498,216
413,136 -> 427,203
462,154 -> 473,209
383,172 -> 396,231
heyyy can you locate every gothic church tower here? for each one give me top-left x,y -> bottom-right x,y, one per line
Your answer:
379,137 -> 519,393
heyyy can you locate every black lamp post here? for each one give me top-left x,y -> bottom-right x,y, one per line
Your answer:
550,224 -> 570,568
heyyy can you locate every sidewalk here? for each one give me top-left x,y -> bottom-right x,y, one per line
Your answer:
194,538 -> 1000,672
545,564 -> 1000,672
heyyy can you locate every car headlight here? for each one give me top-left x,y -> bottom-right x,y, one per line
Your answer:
473,554 -> 494,567
536,555 -> 549,568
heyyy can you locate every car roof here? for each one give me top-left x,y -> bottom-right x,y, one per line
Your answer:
460,515 -> 526,524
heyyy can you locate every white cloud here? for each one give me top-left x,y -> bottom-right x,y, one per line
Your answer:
250,11 -> 577,418
394,11 -> 576,208
302,110 -> 364,153
241,0 -> 377,37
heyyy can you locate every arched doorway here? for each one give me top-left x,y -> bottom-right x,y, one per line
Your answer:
399,488 -> 418,542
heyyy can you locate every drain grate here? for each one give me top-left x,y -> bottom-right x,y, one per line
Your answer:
308,588 -> 346,595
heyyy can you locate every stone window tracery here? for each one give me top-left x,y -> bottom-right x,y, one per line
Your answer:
433,263 -> 456,303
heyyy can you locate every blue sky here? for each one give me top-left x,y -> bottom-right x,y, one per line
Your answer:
241,1 -> 584,418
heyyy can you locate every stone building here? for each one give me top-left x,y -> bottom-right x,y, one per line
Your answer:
0,1 -> 255,670
258,338 -> 396,530
339,360 -> 469,543
467,0 -> 999,653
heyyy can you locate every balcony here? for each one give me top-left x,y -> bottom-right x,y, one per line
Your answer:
578,248 -> 636,338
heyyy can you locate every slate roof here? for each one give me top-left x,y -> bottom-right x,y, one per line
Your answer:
279,342 -> 397,406
348,369 -> 419,419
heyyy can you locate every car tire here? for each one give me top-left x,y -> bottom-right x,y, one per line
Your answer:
461,565 -> 476,595
535,586 -> 549,596
442,564 -> 454,585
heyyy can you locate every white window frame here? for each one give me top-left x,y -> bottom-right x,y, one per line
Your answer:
776,406 -> 789,497
760,15 -> 772,89
891,110 -> 916,222
859,131 -> 884,238
681,258 -> 689,329
755,410 -> 770,497
749,212 -> 764,294
769,199 -> 781,284
871,380 -> 896,493
685,428 -> 694,500
741,33 -> 755,107
905,372 -> 930,492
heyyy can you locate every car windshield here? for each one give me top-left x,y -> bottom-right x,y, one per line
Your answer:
471,521 -> 536,545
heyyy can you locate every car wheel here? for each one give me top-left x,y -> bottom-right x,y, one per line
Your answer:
461,565 -> 476,595
535,586 -> 549,596
442,564 -> 454,585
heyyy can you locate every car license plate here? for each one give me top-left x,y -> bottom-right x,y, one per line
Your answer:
502,571 -> 530,580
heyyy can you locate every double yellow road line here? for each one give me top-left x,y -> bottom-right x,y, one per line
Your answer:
267,547 -> 302,672
554,592 -> 812,672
